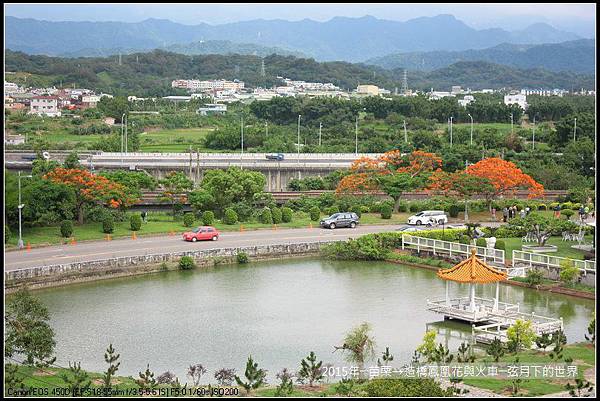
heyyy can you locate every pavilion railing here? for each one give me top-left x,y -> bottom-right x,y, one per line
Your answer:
401,234 -> 505,265
512,250 -> 596,274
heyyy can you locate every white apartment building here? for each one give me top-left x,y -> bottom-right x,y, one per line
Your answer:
171,79 -> 245,92
29,96 -> 61,117
504,93 -> 528,110
458,95 -> 475,107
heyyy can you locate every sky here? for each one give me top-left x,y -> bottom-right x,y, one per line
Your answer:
4,3 -> 596,37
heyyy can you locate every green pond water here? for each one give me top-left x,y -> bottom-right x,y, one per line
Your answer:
33,258 -> 595,383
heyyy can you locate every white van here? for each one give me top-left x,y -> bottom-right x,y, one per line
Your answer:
407,210 -> 448,226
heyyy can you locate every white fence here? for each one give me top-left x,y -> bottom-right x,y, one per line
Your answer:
512,250 -> 596,274
401,234 -> 505,265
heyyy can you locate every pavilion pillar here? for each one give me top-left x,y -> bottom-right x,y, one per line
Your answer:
469,283 -> 476,312
445,280 -> 449,306
493,281 -> 500,312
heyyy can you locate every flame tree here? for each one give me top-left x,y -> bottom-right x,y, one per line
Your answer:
336,150 -> 442,212
44,168 -> 136,224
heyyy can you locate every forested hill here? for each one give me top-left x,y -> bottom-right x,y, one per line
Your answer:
5,50 -> 595,97
366,39 -> 595,73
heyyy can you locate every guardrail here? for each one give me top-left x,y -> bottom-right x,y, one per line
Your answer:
512,250 -> 596,274
401,234 -> 505,265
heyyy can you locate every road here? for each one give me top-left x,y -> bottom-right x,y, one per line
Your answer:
5,224 -> 403,271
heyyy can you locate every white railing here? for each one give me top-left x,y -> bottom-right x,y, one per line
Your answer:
512,250 -> 596,274
401,234 -> 505,265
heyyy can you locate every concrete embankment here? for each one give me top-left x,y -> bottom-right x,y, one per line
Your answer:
5,241 -> 336,291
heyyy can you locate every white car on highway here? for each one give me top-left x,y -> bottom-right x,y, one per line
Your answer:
407,210 -> 448,226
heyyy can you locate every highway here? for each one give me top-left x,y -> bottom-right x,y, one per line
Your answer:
5,224 -> 402,271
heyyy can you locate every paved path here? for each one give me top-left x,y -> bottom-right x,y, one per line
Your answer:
5,225 -> 402,271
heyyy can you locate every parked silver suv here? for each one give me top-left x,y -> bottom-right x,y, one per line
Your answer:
320,212 -> 359,229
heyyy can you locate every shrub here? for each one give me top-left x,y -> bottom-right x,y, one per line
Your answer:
572,203 -> 582,210
495,240 -> 506,251
561,202 -> 574,210
102,216 -> 114,234
350,205 -> 362,218
183,213 -> 195,227
5,225 -> 11,243
237,252 -> 249,264
322,235 -> 390,261
380,203 -> 392,219
325,205 -> 340,216
409,203 -> 419,212
259,208 -> 273,224
448,204 -> 460,218
179,256 -> 196,270
309,206 -> 321,221
397,201 -> 408,213
60,220 -> 73,238
281,207 -> 293,223
559,260 -> 579,285
223,208 -> 238,225
476,238 -> 487,247
360,205 -> 370,214
130,214 -> 142,231
364,378 -> 452,397
525,269 -> 544,287
549,202 -> 559,210
562,209 -> 575,220
271,207 -> 283,224
201,211 -> 215,226
537,204 -> 547,211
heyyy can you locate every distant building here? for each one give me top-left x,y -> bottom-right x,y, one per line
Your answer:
104,117 -> 116,126
196,103 -> 227,116
29,96 -> 61,117
81,94 -> 100,108
458,95 -> 475,107
428,88 -> 455,100
356,85 -> 380,96
162,95 -> 192,102
451,85 -> 463,95
504,93 -> 528,110
171,79 -> 245,93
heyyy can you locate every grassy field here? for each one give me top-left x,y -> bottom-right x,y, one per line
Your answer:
5,212 -> 413,248
501,236 -> 592,260
138,128 -> 214,152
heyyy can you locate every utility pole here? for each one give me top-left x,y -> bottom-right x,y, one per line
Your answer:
468,113 -> 473,146
449,116 -> 454,147
403,119 -> 407,143
297,114 -> 301,163
355,115 -> 359,154
510,113 -> 514,135
319,122 -> 322,147
17,171 -> 33,249
573,117 -> 577,141
124,114 -> 128,154
532,115 -> 536,149
265,121 -> 268,137
240,115 -> 244,166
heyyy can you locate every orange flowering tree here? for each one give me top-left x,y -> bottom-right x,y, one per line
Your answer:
427,170 -> 495,220
464,157 -> 545,209
44,168 -> 136,224
337,150 -> 442,212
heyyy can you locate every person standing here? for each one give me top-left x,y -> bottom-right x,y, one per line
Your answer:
525,206 -> 530,216
579,205 -> 586,223
502,207 -> 508,223
491,207 -> 497,221
554,203 -> 561,218
520,208 -> 526,219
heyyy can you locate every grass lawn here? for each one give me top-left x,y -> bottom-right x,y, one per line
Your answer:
463,342 -> 595,396
5,212 -> 410,248
500,236 -> 592,260
138,128 -> 213,152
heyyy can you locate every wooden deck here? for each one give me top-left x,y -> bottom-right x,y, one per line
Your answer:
427,296 -> 563,344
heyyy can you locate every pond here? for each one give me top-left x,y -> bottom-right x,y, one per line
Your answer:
34,258 -> 595,383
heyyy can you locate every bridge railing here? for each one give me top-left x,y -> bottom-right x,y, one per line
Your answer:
401,234 -> 505,265
512,250 -> 596,274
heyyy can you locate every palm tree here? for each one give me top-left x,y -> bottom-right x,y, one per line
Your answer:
334,322 -> 376,380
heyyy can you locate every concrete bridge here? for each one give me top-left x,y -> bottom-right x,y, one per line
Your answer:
4,151 -> 382,192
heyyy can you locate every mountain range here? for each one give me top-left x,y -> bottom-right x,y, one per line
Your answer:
366,39 -> 595,73
6,15 -> 582,62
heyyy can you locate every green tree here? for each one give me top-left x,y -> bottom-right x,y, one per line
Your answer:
5,288 -> 56,366
297,351 -> 324,387
187,364 -> 207,387
98,96 -> 129,121
158,172 -> 194,220
565,378 -> 594,397
486,337 -> 505,362
377,172 -> 419,213
234,356 -> 267,395
585,316 -> 595,344
506,319 -> 536,353
63,152 -> 81,169
416,330 -> 437,362
137,364 -> 157,390
130,214 -> 142,231
61,361 -> 92,397
334,322 -> 376,379
196,167 -> 265,214
377,347 -> 394,367
102,344 -> 121,394
274,368 -> 294,397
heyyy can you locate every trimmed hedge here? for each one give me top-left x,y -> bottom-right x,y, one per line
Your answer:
281,207 -> 293,223
476,238 -> 487,247
448,204 -> 460,218
271,207 -> 283,224
309,206 -> 321,221
183,213 -> 195,227
179,256 -> 196,270
325,205 -> 340,216
60,220 -> 73,238
380,204 -> 392,219
259,208 -> 273,224
102,216 -> 114,234
223,208 -> 238,225
495,239 -> 506,251
130,214 -> 142,231
201,211 -> 215,226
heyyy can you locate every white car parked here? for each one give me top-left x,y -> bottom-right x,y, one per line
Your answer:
407,210 -> 448,226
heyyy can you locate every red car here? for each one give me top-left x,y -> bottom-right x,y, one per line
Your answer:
183,226 -> 220,242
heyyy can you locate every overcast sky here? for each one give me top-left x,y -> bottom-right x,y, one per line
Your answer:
5,3 -> 596,37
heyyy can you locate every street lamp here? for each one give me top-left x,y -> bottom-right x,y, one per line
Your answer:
403,119 -> 408,143
532,115 -> 536,150
449,116 -> 454,146
510,113 -> 514,134
355,115 -> 359,154
240,114 -> 244,164
467,113 -> 473,146
573,117 -> 577,141
297,114 -> 301,163
318,122 -> 322,147
17,171 -> 33,249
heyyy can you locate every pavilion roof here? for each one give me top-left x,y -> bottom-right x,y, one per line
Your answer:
437,249 -> 507,284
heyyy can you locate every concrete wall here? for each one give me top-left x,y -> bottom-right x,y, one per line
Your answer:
5,241 -> 336,290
